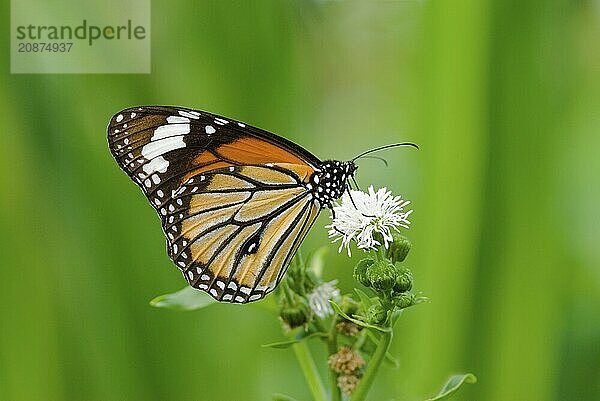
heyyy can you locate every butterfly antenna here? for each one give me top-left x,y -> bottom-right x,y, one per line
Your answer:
360,155 -> 389,167
352,142 -> 419,162
351,176 -> 361,191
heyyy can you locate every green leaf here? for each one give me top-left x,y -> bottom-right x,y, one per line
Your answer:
329,300 -> 391,333
307,246 -> 329,278
262,332 -> 327,349
354,288 -> 375,309
272,393 -> 301,401
149,286 -> 217,311
426,373 -> 477,401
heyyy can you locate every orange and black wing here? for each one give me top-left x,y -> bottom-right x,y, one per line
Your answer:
107,106 -> 322,303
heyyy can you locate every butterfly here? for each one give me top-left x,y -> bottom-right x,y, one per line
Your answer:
108,106 -> 416,303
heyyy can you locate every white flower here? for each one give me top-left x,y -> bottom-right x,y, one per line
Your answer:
327,186 -> 412,256
307,280 -> 340,318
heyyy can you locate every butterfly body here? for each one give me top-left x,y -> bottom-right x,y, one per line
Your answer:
108,106 -> 354,303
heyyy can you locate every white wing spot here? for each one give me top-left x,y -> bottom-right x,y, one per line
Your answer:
216,281 -> 225,290
116,114 -> 123,122
131,112 -> 136,118
237,122 -> 246,127
167,115 -> 190,124
249,294 -> 262,301
141,137 -> 186,159
205,125 -> 216,134
178,110 -> 200,119
201,274 -> 210,281
143,156 -> 169,175
210,289 -> 218,297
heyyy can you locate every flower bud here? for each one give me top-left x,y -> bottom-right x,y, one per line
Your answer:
366,259 -> 397,291
339,295 -> 359,316
387,232 -> 411,262
365,304 -> 387,325
328,347 -> 365,374
337,374 -> 360,396
280,305 -> 308,328
336,321 -> 361,336
353,257 -> 375,287
394,292 -> 415,309
393,264 -> 413,293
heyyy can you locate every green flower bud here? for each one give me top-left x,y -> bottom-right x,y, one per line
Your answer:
366,304 -> 387,325
366,259 -> 397,291
387,233 -> 411,262
280,305 -> 308,328
393,264 -> 413,293
339,295 -> 359,316
394,293 -> 415,309
353,257 -> 375,287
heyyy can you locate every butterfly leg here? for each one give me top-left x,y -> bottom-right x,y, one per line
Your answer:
346,185 -> 375,218
328,204 -> 346,235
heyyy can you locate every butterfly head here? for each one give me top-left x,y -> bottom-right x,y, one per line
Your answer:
310,160 -> 357,206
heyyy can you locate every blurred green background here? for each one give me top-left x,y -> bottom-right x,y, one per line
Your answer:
1,1 -> 599,400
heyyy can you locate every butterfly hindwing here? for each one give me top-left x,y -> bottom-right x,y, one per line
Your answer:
167,165 -> 320,302
107,106 -> 322,303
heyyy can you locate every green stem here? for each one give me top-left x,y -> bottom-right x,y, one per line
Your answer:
350,330 -> 393,401
327,319 -> 342,401
292,341 -> 328,401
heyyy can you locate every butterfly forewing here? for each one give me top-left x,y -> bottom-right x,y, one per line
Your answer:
107,106 -> 322,303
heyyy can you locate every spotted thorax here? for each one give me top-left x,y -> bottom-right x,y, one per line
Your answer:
309,160 -> 358,207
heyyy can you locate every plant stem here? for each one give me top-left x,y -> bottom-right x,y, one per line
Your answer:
292,341 -> 328,401
350,330 -> 393,401
327,319 -> 342,401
